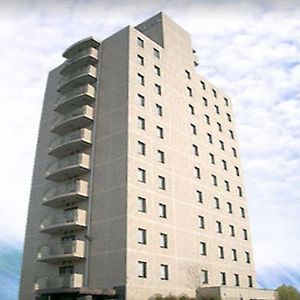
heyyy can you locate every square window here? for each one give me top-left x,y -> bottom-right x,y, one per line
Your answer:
201,269 -> 209,284
245,251 -> 251,263
160,264 -> 169,280
158,176 -> 166,190
222,160 -> 227,170
156,104 -> 163,116
214,105 -> 220,114
137,73 -> 145,85
159,203 -> 167,218
137,94 -> 145,106
157,126 -> 164,139
205,114 -> 210,125
232,147 -> 237,157
203,97 -> 208,106
229,130 -> 235,139
217,122 -> 222,132
240,207 -> 246,218
137,168 -> 146,183
137,141 -> 146,155
137,196 -> 146,213
216,221 -> 222,233
234,274 -> 240,286
218,246 -> 224,259
207,133 -> 213,144
197,190 -> 203,203
189,104 -> 195,115
248,275 -> 253,288
191,124 -> 197,135
232,249 -> 238,261
187,86 -> 193,97
200,241 -> 207,255
157,150 -> 165,163
227,113 -> 232,122
243,229 -> 248,240
160,233 -> 168,248
200,81 -> 206,90
137,228 -> 147,244
154,65 -> 161,76
209,153 -> 215,164
224,97 -> 229,106
220,272 -> 226,285
214,197 -> 220,209
155,83 -> 162,95
137,54 -> 144,65
211,174 -> 218,186
194,166 -> 201,179
138,261 -> 147,278
220,140 -> 225,151
229,225 -> 235,237
225,180 -> 230,192
137,37 -> 144,48
137,116 -> 145,130
198,215 -> 205,229
235,166 -> 240,176
185,70 -> 191,79
212,89 -> 217,98
238,186 -> 243,197
193,144 -> 199,156
154,48 -> 160,58
227,202 -> 233,214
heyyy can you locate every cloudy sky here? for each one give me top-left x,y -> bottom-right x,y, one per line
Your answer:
0,0 -> 300,297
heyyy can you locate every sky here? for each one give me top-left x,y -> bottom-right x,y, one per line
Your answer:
0,0 -> 300,298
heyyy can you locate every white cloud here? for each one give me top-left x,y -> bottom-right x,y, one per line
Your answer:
0,0 -> 300,287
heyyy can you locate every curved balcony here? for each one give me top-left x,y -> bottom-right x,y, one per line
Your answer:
40,209 -> 87,234
51,105 -> 93,135
57,65 -> 97,93
45,153 -> 90,182
63,36 -> 100,59
34,273 -> 83,291
49,128 -> 92,158
36,240 -> 85,263
42,179 -> 88,207
54,84 -> 95,113
60,47 -> 98,75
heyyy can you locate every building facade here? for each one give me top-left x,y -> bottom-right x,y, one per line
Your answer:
19,13 -> 276,300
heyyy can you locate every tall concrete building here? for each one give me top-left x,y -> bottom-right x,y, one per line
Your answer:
19,13 -> 276,300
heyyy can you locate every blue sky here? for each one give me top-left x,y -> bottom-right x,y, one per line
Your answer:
1,0 -> 300,298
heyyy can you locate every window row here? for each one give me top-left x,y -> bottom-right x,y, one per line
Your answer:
137,94 -> 163,115
198,216 -> 248,240
137,117 -> 164,138
200,242 -> 251,263
138,261 -> 253,287
138,229 -> 168,248
196,192 -> 246,218
186,81 -> 230,108
191,123 -> 235,140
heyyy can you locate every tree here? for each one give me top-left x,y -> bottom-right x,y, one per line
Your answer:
277,284 -> 300,300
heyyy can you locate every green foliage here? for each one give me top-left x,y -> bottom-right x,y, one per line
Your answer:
277,284 -> 300,300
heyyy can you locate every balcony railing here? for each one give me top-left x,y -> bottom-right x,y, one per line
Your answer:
42,179 -> 88,207
60,48 -> 98,75
51,105 -> 93,135
63,36 -> 100,59
40,209 -> 87,234
45,153 -> 90,182
57,65 -> 97,93
54,84 -> 95,113
49,128 -> 92,158
34,273 -> 83,290
37,240 -> 85,263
